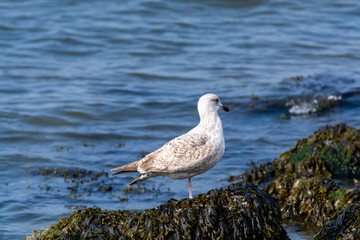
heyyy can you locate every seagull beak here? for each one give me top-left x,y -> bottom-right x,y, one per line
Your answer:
220,105 -> 230,112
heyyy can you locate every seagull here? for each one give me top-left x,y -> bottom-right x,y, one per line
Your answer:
111,93 -> 229,199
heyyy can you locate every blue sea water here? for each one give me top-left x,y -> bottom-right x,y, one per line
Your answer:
1,0 -> 360,239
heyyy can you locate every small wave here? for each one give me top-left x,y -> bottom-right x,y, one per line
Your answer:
288,102 -> 317,115
233,92 -> 345,116
46,49 -> 100,57
22,115 -> 80,127
0,24 -> 16,31
273,75 -> 358,115
286,95 -> 342,115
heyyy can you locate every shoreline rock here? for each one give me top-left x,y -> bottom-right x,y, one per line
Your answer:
227,123 -> 360,236
27,183 -> 289,240
228,123 -> 360,186
264,175 -> 360,229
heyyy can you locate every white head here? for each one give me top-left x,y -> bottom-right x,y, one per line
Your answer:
197,93 -> 229,119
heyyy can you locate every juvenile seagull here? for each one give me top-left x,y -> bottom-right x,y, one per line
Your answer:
111,93 -> 229,199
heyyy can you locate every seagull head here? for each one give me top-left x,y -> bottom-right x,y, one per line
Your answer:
197,93 -> 229,118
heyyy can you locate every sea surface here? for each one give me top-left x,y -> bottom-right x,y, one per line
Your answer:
1,0 -> 360,239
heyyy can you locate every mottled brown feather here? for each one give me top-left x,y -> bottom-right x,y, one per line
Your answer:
128,174 -> 144,186
111,160 -> 139,176
138,133 -> 209,173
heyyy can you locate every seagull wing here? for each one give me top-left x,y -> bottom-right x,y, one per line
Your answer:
138,132 -> 213,173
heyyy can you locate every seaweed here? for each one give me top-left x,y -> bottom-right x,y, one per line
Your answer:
281,123 -> 360,177
314,203 -> 360,240
228,123 -> 360,185
226,123 -> 360,233
264,175 -> 360,230
27,183 -> 289,240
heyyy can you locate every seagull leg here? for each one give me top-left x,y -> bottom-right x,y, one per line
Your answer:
188,178 -> 193,199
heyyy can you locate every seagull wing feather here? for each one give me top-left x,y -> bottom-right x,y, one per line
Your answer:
138,132 -> 212,173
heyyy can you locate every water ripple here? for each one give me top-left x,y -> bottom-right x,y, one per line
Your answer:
1,0 -> 360,239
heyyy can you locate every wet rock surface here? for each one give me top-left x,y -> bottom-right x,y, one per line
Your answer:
27,183 -> 289,240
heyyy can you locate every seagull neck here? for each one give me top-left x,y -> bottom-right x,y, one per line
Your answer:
199,112 -> 222,131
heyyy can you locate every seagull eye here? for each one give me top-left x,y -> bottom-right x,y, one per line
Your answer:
213,99 -> 219,104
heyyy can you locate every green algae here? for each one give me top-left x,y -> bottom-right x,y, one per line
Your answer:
331,188 -> 348,203
283,141 -> 353,177
27,183 -> 289,240
285,142 -> 315,164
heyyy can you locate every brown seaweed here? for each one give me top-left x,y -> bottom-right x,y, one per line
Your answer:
314,203 -> 360,240
27,183 -> 289,240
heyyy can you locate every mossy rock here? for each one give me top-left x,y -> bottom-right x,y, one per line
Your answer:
280,123 -> 360,178
27,183 -> 289,240
264,175 -> 360,230
226,124 -> 360,234
228,123 -> 360,185
314,203 -> 360,240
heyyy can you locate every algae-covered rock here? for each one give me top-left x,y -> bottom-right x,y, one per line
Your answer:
280,123 -> 360,178
28,183 -> 289,240
264,174 -> 360,229
226,124 -> 360,234
314,203 -> 360,240
228,123 -> 360,185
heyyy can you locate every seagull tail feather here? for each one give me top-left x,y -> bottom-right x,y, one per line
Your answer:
111,161 -> 139,176
128,174 -> 149,186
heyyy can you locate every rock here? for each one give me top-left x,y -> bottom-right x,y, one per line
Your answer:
27,183 -> 289,240
280,123 -> 360,178
228,123 -> 360,185
226,123 -> 360,234
314,203 -> 360,240
264,175 -> 360,230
